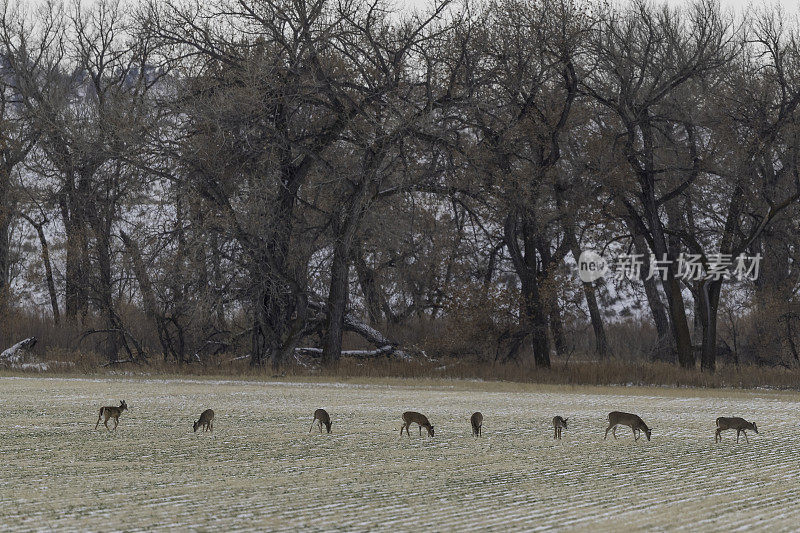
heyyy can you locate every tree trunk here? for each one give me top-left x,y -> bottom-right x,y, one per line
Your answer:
524,276 -> 551,367
632,205 -> 692,366
565,231 -> 609,358
321,173 -> 374,365
250,292 -> 271,368
246,176 -> 300,368
548,296 -> 566,358
663,275 -> 694,367
353,244 -> 384,326
0,164 -> 11,319
699,280 -> 723,371
621,116 -> 693,367
21,214 -> 60,324
60,182 -> 90,321
121,230 -> 177,359
209,230 -> 226,328
322,243 -> 350,365
93,217 -> 119,363
536,238 -> 566,358
504,212 -> 551,367
626,224 -> 672,360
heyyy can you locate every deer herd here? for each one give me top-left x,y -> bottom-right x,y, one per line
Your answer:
93,401 -> 760,443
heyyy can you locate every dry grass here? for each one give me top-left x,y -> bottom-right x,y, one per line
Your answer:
2,376 -> 800,531
4,309 -> 800,390
315,358 -> 800,389
7,353 -> 800,391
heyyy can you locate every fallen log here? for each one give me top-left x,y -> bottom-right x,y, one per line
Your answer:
0,337 -> 74,371
0,337 -> 38,365
306,299 -> 412,361
295,345 -> 400,360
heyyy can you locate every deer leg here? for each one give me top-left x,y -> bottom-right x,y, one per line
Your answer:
633,427 -> 639,441
604,424 -> 612,440
743,431 -> 749,443
209,421 -> 213,432
310,419 -> 316,433
319,421 -> 323,434
613,426 -> 618,439
715,428 -> 721,443
104,417 -> 110,430
95,412 -> 102,430
113,417 -> 119,430
736,430 -> 740,443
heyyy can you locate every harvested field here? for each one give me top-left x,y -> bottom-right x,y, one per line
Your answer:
1,376 -> 799,531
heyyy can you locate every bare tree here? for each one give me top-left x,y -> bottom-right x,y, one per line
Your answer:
582,0 -> 736,367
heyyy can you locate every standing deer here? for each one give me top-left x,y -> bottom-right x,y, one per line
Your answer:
604,411 -> 651,441
95,400 -> 128,430
715,417 -> 758,443
471,412 -> 483,437
193,409 -> 215,432
553,416 -> 568,440
401,411 -> 434,437
310,408 -> 332,434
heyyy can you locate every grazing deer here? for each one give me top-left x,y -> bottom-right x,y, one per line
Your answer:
715,417 -> 758,443
471,412 -> 483,437
193,409 -> 215,432
604,411 -> 651,441
310,408 -> 332,434
401,411 -> 434,437
95,400 -> 128,430
553,416 -> 568,440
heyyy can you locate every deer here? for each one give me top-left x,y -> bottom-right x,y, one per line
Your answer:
310,408 -> 332,434
553,416 -> 568,440
193,409 -> 215,432
401,411 -> 434,437
715,417 -> 758,443
471,412 -> 483,437
604,411 -> 651,441
95,400 -> 128,431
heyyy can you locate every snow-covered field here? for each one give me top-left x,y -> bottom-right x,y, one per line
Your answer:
1,376 -> 799,531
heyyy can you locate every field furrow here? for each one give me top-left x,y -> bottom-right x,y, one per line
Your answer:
1,377 -> 799,531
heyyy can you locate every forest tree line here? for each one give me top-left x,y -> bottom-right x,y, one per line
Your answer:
1,0 -> 799,371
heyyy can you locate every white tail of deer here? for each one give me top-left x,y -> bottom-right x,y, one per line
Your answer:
604,411 -> 651,441
715,417 -> 758,443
